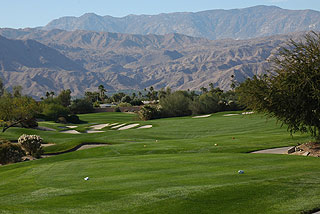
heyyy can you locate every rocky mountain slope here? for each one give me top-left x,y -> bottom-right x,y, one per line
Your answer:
0,28 -> 306,98
43,6 -> 320,40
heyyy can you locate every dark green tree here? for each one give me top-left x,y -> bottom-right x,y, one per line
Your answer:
111,92 -> 125,103
160,91 -> 191,117
0,96 -> 41,132
121,95 -> 132,103
57,89 -> 71,107
236,32 -> 320,141
70,98 -> 94,114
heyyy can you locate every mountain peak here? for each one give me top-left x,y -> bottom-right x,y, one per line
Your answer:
80,13 -> 100,18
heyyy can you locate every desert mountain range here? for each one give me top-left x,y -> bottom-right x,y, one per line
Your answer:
44,5 -> 320,40
0,6 -> 316,98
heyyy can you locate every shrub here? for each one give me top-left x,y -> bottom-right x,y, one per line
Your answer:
20,117 -> 38,128
93,101 -> 100,108
67,115 -> 80,124
226,100 -> 242,111
42,103 -> 70,121
56,117 -> 67,124
160,91 -> 191,117
130,99 -> 143,106
117,102 -> 132,107
0,142 -> 25,165
18,134 -> 43,158
190,93 -> 220,115
138,105 -> 162,120
70,98 -> 94,114
114,106 -> 121,112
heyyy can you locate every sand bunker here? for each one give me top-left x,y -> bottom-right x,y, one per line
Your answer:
77,144 -> 109,150
111,124 -> 126,129
242,111 -> 254,115
137,125 -> 153,129
118,124 -> 140,130
86,130 -> 105,134
35,126 -> 57,131
251,147 -> 293,154
90,124 -> 109,130
41,143 -> 55,147
192,114 -> 211,118
60,130 -> 81,134
223,114 -> 240,116
66,126 -> 78,129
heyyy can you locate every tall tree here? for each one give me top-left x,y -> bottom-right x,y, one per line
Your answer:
57,89 -> 71,107
98,85 -> 106,102
0,96 -> 41,132
236,31 -> 320,141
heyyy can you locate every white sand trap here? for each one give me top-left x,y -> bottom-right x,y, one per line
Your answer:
223,114 -> 240,116
118,123 -> 140,130
41,143 -> 55,147
60,130 -> 81,134
137,125 -> 153,129
192,114 -> 211,118
86,130 -> 105,134
66,126 -> 78,129
110,123 -> 118,126
252,147 -> 293,154
90,124 -> 109,130
242,111 -> 254,115
77,144 -> 109,150
111,124 -> 126,129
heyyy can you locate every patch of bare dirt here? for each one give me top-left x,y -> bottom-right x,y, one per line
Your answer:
290,142 -> 320,157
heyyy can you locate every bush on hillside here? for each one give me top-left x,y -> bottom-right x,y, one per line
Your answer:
18,134 -> 43,158
0,142 -> 25,165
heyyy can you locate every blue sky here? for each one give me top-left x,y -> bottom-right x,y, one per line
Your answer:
1,0 -> 320,28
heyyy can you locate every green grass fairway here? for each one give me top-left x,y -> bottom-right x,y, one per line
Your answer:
0,112 -> 319,213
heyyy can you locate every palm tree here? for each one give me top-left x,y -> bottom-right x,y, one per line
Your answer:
200,87 -> 208,94
50,91 -> 55,98
45,91 -> 50,99
132,93 -> 136,100
98,85 -> 106,102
